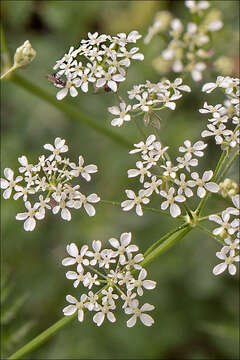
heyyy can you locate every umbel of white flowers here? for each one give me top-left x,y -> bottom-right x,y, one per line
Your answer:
50,31 -> 144,100
0,138 -> 100,231
62,232 -> 156,327
144,0 -> 223,81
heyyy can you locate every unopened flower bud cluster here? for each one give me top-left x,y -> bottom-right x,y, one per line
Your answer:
0,138 -> 100,231
62,232 -> 156,327
210,194 -> 239,276
50,31 -> 144,100
145,1 -> 223,81
108,77 -> 191,127
13,40 -> 36,68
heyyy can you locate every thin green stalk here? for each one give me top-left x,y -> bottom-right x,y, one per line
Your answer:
196,224 -> 224,245
217,148 -> 239,182
8,314 -> 77,359
100,199 -> 184,219
9,74 -> 132,148
141,225 -> 191,267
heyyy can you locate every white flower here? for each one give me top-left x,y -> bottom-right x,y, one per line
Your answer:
201,124 -> 232,144
96,68 -> 125,92
62,243 -> 89,270
93,303 -> 116,326
179,140 -> 207,158
176,153 -> 198,172
13,185 -> 35,201
174,173 -> 193,198
213,248 -> 239,276
0,168 -> 23,199
63,294 -> 88,322
74,193 -> 100,216
99,249 -> 116,269
128,269 -> 156,296
160,187 -> 185,218
226,194 -> 240,216
44,137 -> 68,162
18,155 -> 36,175
127,161 -> 152,183
125,300 -> 155,327
199,102 -> 226,116
164,78 -> 191,93
66,264 -> 86,288
144,176 -> 162,196
222,237 -> 240,257
108,102 -> 131,127
52,193 -> 74,221
101,287 -> 119,306
69,155 -> 98,181
161,161 -> 178,179
133,91 -> 153,112
129,135 -> 156,155
56,79 -> 79,100
84,272 -> 100,289
124,252 -> 144,271
202,76 -> 226,93
188,170 -> 219,198
16,201 -> 44,231
108,232 -> 138,265
35,195 -> 51,216
87,240 -> 102,266
121,189 -> 150,216
121,290 -> 137,309
209,210 -> 235,236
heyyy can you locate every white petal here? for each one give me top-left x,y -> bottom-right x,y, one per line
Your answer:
93,312 -> 105,326
127,315 -> 137,328
67,243 -> 79,257
56,88 -> 68,100
213,263 -> 227,275
170,203 -> 181,218
63,305 -> 76,316
140,313 -> 154,326
24,217 -> 36,231
205,182 -> 219,193
61,208 -> 71,221
0,178 -> 9,189
84,203 -> 96,216
4,168 -> 14,181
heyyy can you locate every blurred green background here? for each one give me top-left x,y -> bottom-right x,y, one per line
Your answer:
1,1 -> 239,359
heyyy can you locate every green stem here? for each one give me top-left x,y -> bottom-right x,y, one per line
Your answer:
196,224 -> 224,245
144,222 -> 188,257
141,225 -> 191,267
0,65 -> 17,80
9,74 -> 132,149
100,199 -> 184,219
8,313 -> 77,359
217,148 -> 239,182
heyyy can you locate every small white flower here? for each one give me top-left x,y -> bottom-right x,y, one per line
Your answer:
128,269 -> 156,296
226,194 -> 240,216
160,187 -> 185,218
84,272 -> 100,289
74,193 -> 100,217
188,170 -> 219,198
209,210 -> 234,236
125,300 -> 155,327
56,79 -> 79,100
93,303 -> 116,326
121,290 -> 137,309
133,91 -> 153,112
161,161 -> 178,179
16,201 -> 44,231
52,193 -> 74,221
143,176 -> 162,196
108,102 -> 131,127
44,137 -> 68,162
0,168 -> 23,199
101,287 -> 118,306
213,248 -> 239,276
87,240 -> 102,266
179,140 -> 207,158
108,232 -> 138,265
96,68 -> 125,92
121,189 -> 150,216
66,264 -> 86,288
62,243 -> 89,270
18,155 -> 36,175
201,124 -> 232,145
174,173 -> 193,198
127,161 -> 152,184
129,135 -> 156,155
69,155 -> 98,181
176,153 -> 198,172
99,249 -> 116,269
63,294 -> 88,322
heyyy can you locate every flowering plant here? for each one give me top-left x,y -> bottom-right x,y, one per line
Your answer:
1,1 -> 239,359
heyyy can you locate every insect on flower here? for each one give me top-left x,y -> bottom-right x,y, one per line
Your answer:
46,73 -> 66,88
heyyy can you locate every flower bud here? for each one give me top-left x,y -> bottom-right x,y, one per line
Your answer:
13,40 -> 36,68
219,178 -> 239,198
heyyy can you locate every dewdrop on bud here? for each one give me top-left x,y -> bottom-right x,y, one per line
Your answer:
13,40 -> 36,68
219,178 -> 239,199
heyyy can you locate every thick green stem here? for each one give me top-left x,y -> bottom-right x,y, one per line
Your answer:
9,74 -> 132,148
8,314 -> 77,359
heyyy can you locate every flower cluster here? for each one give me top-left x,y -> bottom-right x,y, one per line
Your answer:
200,76 -> 239,149
62,232 -> 156,327
108,77 -> 191,127
210,195 -> 239,276
145,1 -> 223,81
121,133 -> 220,218
49,31 -> 144,100
0,138 -> 100,231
